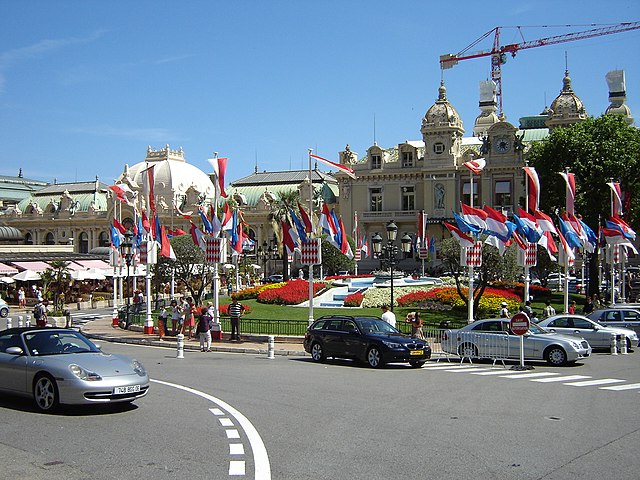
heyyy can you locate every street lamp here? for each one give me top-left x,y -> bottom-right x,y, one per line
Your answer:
259,240 -> 269,282
371,222 -> 412,311
120,229 -> 134,329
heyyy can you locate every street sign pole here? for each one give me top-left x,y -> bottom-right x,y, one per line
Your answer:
510,312 -> 533,371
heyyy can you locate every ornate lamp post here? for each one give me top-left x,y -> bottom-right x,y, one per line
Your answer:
259,240 -> 269,282
372,222 -> 412,312
120,230 -> 134,328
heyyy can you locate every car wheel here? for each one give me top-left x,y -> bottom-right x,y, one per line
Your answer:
545,346 -> 567,366
626,338 -> 633,351
310,342 -> 325,362
409,360 -> 425,368
0,308 -> 8,318
366,346 -> 383,368
33,374 -> 59,412
458,343 -> 478,358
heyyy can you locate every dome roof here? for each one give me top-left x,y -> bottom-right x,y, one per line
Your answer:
421,81 -> 464,132
546,70 -> 588,128
121,146 -> 216,206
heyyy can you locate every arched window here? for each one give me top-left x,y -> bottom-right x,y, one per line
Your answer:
24,233 -> 33,245
79,232 -> 89,253
99,231 -> 109,247
45,232 -> 55,245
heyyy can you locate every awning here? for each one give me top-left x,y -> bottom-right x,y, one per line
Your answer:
74,259 -> 112,269
12,261 -> 51,273
0,263 -> 18,275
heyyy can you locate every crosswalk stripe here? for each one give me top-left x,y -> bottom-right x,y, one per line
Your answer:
564,378 -> 625,387
423,364 -> 475,370
470,369 -> 521,376
445,368 -> 493,373
530,375 -> 591,383
500,372 -> 559,379
599,383 -> 640,391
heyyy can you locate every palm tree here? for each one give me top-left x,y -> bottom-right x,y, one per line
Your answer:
268,190 -> 301,281
41,260 -> 71,312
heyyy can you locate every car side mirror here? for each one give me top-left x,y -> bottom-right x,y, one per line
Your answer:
5,346 -> 23,355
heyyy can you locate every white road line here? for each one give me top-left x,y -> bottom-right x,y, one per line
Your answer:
226,429 -> 241,439
600,383 -> 640,391
500,372 -> 559,379
229,461 -> 246,476
423,364 -> 477,370
151,379 -> 271,480
530,375 -> 591,383
220,418 -> 234,427
230,444 -> 245,455
445,368 -> 494,373
564,378 -> 625,387
210,408 -> 224,415
470,369 -> 522,376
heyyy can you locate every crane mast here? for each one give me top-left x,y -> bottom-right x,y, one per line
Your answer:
440,22 -> 640,116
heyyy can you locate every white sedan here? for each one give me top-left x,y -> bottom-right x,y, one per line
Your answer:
537,314 -> 638,351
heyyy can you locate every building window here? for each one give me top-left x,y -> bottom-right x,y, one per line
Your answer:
433,142 -> 445,154
99,232 -> 109,247
370,188 -> 383,212
371,154 -> 381,169
462,181 -> 479,206
79,232 -> 89,254
401,186 -> 415,211
24,233 -> 33,245
494,180 -> 512,208
401,151 -> 414,167
45,232 -> 55,245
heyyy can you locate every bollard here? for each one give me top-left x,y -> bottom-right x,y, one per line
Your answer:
267,335 -> 275,359
6,317 -> 12,329
176,333 -> 184,359
65,310 -> 72,328
17,315 -> 23,328
620,335 -> 628,355
25,315 -> 31,328
610,334 -> 618,355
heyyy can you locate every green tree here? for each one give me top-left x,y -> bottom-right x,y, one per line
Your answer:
41,260 -> 71,312
321,235 -> 356,275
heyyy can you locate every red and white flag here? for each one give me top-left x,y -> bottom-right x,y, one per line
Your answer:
444,222 -> 475,248
281,221 -> 298,256
221,203 -> 234,232
337,217 -> 354,259
144,165 -> 156,217
559,172 -> 576,215
607,181 -> 623,218
108,183 -> 136,206
190,222 -> 206,252
208,156 -> 229,198
602,227 -> 639,254
534,210 -> 557,234
463,157 -> 486,175
539,231 -> 558,261
310,153 -> 356,179
523,166 -> 540,212
461,203 -> 488,230
298,202 -> 313,234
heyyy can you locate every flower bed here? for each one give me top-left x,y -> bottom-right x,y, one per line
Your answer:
233,283 -> 284,301
343,292 -> 364,307
257,279 -> 326,305
219,303 -> 252,316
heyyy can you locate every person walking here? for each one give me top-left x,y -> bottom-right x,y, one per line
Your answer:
542,300 -> 556,318
380,304 -> 396,328
499,302 -> 510,318
568,300 -> 576,314
170,299 -> 182,335
157,306 -> 168,341
196,307 -> 212,352
18,287 -> 26,308
582,295 -> 595,315
228,297 -> 245,341
406,311 -> 424,339
33,300 -> 48,327
183,297 -> 197,339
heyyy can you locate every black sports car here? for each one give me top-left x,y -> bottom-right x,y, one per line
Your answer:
304,315 -> 431,368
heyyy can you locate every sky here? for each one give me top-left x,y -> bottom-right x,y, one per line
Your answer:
1,1 -> 639,186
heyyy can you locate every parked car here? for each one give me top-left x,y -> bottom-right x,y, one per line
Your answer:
0,298 -> 9,318
304,315 -> 431,368
587,308 -> 640,335
0,327 -> 149,412
441,318 -> 592,366
263,274 -> 284,283
536,314 -> 638,351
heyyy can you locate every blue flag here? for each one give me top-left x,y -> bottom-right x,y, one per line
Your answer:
558,217 -> 583,249
453,211 -> 481,235
512,213 -> 542,243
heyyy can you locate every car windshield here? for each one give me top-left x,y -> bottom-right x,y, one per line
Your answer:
355,317 -> 399,335
529,323 -> 550,334
24,330 -> 100,356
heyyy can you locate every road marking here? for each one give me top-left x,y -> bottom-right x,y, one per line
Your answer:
229,461 -> 246,476
424,364 -> 478,370
470,370 -> 522,376
230,444 -> 245,455
500,372 -> 559,379
530,375 -> 591,383
445,368 -> 494,373
220,418 -> 234,427
226,429 -> 240,439
600,383 -> 640,391
564,378 -> 625,387
151,379 -> 271,480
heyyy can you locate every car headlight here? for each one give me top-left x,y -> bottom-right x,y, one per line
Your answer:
69,364 -> 102,381
569,341 -> 582,350
131,359 -> 146,377
382,340 -> 404,349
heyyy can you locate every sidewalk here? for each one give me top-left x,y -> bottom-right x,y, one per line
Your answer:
79,316 -> 308,357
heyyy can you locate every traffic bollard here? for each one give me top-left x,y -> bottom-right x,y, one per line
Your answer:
176,333 -> 184,359
6,317 -> 11,329
267,335 -> 275,359
610,334 -> 618,355
17,315 -> 23,328
620,335 -> 628,355
25,315 -> 31,327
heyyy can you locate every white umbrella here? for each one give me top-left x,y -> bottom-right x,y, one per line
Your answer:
0,277 -> 15,284
71,269 -> 107,281
13,269 -> 41,282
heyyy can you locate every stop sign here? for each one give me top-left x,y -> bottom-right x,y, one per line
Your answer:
510,312 -> 530,336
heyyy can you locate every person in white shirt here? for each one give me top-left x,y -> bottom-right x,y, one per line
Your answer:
542,300 -> 556,318
380,304 -> 396,328
499,302 -> 510,318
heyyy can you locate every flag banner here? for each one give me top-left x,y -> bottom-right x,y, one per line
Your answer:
110,249 -> 122,267
602,227 -> 639,254
108,184 -> 136,206
444,222 -> 475,248
578,219 -> 598,253
461,203 -> 488,230
484,235 -> 507,256
207,156 -> 229,198
113,218 -> 127,235
310,153 -> 357,179
354,249 -> 361,261
540,231 -> 558,261
190,222 -> 206,251
205,237 -> 226,263
360,235 -> 369,258
523,166 -> 540,212
175,205 -> 192,220
282,220 -> 298,256
453,211 -> 481,235
461,241 -> 482,267
534,210 -> 557,234
416,210 -> 426,248
337,217 -> 354,259
298,203 -> 313,234
289,208 -> 308,243
221,203 -> 233,231
559,172 -> 576,215
463,157 -> 486,175
607,182 -> 623,218
517,241 -> 537,267
513,210 -> 542,243
557,230 -> 576,267
199,206 -> 213,234
145,165 -> 156,217
418,247 -> 429,260
301,239 -> 322,265
140,240 -> 157,265
558,216 -> 583,249
606,217 -> 636,240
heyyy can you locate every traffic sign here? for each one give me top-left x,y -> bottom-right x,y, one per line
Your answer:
510,312 -> 530,336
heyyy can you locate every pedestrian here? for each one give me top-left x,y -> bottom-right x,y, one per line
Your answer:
593,293 -> 603,309
522,300 -> 533,316
183,297 -> 197,339
36,288 -> 43,302
228,297 -> 245,341
542,300 -> 556,318
406,311 -> 424,339
196,307 -> 212,352
227,281 -> 233,296
33,300 -> 47,327
170,299 -> 181,335
568,300 -> 576,314
499,302 -> 510,318
380,304 -> 396,328
18,287 -> 26,308
158,306 -> 168,341
582,295 -> 594,315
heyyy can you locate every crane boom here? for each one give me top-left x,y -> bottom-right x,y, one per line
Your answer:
439,22 -> 640,115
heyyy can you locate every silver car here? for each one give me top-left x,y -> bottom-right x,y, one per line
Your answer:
537,314 -> 638,351
0,327 -> 149,412
441,318 -> 592,366
587,308 -> 640,335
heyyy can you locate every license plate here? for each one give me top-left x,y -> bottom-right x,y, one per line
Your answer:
114,385 -> 141,394
409,350 -> 423,356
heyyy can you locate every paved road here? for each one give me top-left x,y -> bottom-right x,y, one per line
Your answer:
1,341 -> 639,479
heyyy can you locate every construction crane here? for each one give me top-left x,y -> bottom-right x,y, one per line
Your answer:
440,22 -> 640,116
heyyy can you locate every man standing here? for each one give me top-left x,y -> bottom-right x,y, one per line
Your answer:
228,297 -> 245,342
380,304 -> 396,328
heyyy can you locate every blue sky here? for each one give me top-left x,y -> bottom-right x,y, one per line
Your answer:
1,1 -> 639,186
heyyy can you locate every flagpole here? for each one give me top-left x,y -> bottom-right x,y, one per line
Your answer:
563,168 -> 570,313
307,148 -> 315,326
610,179 -> 617,305
523,164 -> 531,308
111,190 -> 119,326
468,173 -> 475,324
354,210 -> 358,276
212,153 -> 220,328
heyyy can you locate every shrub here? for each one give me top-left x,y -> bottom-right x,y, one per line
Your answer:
233,284 -> 279,301
343,292 -> 364,307
257,279 -> 326,305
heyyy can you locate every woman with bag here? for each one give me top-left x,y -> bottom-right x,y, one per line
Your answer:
406,311 -> 425,339
196,307 -> 212,352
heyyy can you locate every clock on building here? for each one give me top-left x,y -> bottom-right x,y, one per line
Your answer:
493,136 -> 511,153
